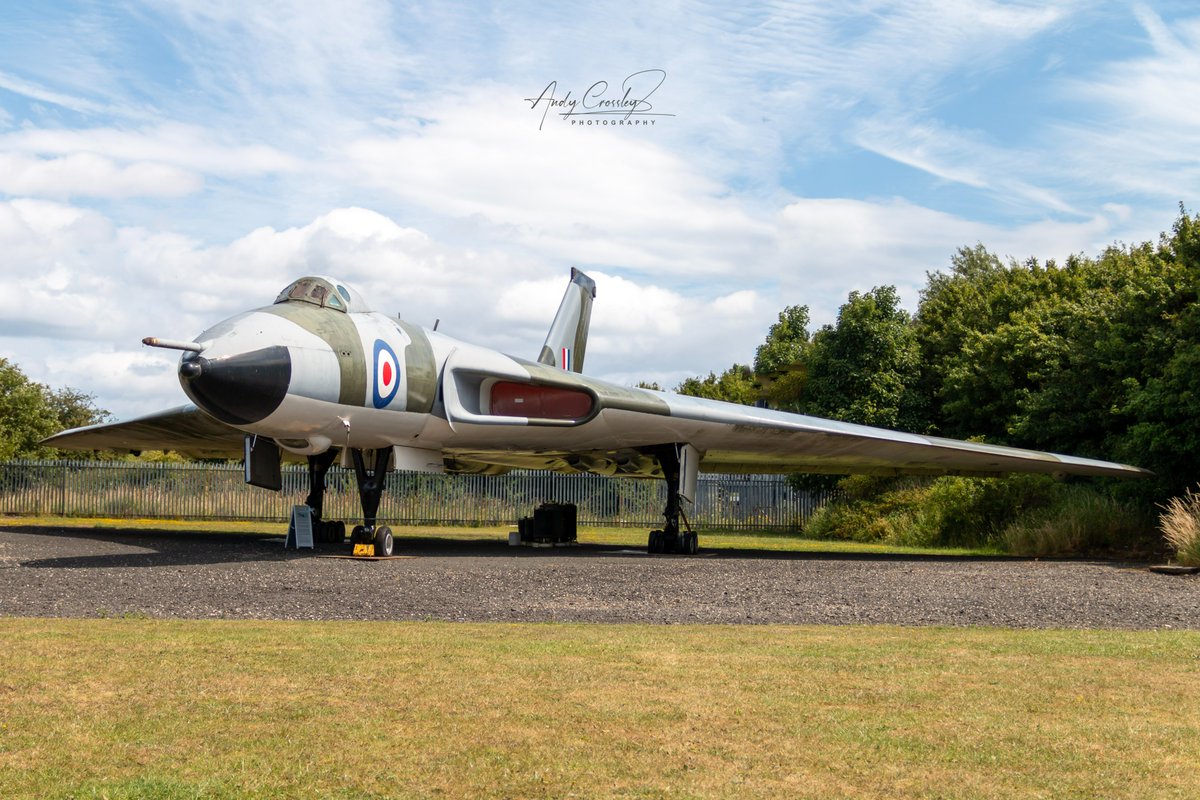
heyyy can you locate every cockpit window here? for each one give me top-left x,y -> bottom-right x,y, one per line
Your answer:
275,277 -> 350,312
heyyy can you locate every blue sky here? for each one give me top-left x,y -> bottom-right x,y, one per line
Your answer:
0,1 -> 1196,419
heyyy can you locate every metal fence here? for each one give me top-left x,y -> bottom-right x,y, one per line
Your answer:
0,460 -> 834,530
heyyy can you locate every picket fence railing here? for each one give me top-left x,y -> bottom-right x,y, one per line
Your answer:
0,460 -> 834,530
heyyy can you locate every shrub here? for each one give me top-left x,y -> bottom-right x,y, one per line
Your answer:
804,473 -> 1155,555
1158,488 -> 1200,566
803,476 -> 926,543
1001,486 -> 1152,557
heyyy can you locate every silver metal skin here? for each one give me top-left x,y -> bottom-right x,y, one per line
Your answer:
46,271 -> 1150,481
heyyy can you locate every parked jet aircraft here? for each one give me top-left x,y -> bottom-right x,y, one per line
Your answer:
46,269 -> 1148,555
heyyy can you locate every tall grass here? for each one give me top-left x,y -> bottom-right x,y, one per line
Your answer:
1000,486 -> 1150,557
1158,487 -> 1200,566
805,474 -> 1154,556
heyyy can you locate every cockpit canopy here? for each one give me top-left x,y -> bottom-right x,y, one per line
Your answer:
274,276 -> 370,313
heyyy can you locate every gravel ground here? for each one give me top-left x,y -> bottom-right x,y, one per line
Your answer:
1,524 -> 1197,629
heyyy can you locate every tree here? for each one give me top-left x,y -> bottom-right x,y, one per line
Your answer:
911,208 -> 1200,499
0,358 -> 110,460
754,305 -> 811,411
676,364 -> 759,405
754,305 -> 811,374
48,386 -> 111,431
913,246 -> 1073,441
801,286 -> 922,431
0,359 -> 57,459
1098,209 -> 1200,497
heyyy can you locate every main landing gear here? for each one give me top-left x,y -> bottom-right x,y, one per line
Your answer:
305,449 -> 346,544
304,447 -> 395,557
645,444 -> 699,555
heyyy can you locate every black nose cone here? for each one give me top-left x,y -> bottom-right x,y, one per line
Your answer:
179,346 -> 291,425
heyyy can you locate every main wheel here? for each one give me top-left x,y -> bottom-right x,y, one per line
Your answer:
373,525 -> 395,557
685,532 -> 698,555
647,530 -> 661,553
334,521 -> 346,544
351,525 -> 367,544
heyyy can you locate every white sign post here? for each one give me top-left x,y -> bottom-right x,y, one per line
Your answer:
285,505 -> 315,549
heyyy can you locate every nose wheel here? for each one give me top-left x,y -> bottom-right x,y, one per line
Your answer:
351,524 -> 395,557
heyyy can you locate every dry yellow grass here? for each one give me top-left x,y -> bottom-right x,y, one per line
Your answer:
1159,489 -> 1200,566
0,619 -> 1197,799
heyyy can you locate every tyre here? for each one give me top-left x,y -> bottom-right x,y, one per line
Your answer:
373,525 -> 395,557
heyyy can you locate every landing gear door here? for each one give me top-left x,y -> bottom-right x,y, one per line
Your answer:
244,435 -> 283,491
677,443 -> 700,505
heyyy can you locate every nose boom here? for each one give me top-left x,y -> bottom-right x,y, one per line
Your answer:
179,346 -> 292,425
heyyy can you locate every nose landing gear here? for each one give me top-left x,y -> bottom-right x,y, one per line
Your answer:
347,448 -> 395,557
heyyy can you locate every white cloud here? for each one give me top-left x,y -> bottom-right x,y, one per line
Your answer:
0,153 -> 202,198
0,200 -> 775,415
853,117 -> 1081,215
0,202 -> 544,415
711,290 -> 759,317
343,87 -> 777,276
1051,7 -> 1200,201
0,124 -> 300,177
0,69 -> 110,116
776,197 -> 1129,324
853,6 -> 1200,213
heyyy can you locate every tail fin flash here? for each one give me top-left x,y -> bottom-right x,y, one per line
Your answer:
537,268 -> 596,373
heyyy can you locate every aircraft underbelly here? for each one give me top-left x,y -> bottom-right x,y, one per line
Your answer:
254,395 -> 428,452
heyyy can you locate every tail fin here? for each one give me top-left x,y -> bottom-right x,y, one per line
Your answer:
537,268 -> 596,373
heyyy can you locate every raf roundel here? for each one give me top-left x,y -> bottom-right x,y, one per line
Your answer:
372,339 -> 401,409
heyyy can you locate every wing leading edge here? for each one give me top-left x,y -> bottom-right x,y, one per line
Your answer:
43,404 -> 247,460
436,368 -> 1150,480
651,391 -> 1149,478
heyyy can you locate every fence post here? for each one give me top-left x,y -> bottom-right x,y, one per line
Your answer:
58,461 -> 68,517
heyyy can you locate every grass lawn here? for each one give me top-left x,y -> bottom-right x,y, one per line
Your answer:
0,619 -> 1196,799
0,515 -> 1002,557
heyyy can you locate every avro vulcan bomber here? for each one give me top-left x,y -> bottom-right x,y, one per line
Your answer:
47,269 -> 1148,555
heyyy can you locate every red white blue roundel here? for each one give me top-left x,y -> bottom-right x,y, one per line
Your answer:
372,339 -> 400,408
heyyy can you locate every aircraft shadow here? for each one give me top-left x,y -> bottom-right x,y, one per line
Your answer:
4,524 -> 1037,569
4,525 -> 299,570
379,535 -> 1028,563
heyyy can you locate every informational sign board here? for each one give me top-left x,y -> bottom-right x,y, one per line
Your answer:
285,505 -> 314,549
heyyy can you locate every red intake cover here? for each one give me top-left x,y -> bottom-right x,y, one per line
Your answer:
489,381 -> 594,420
